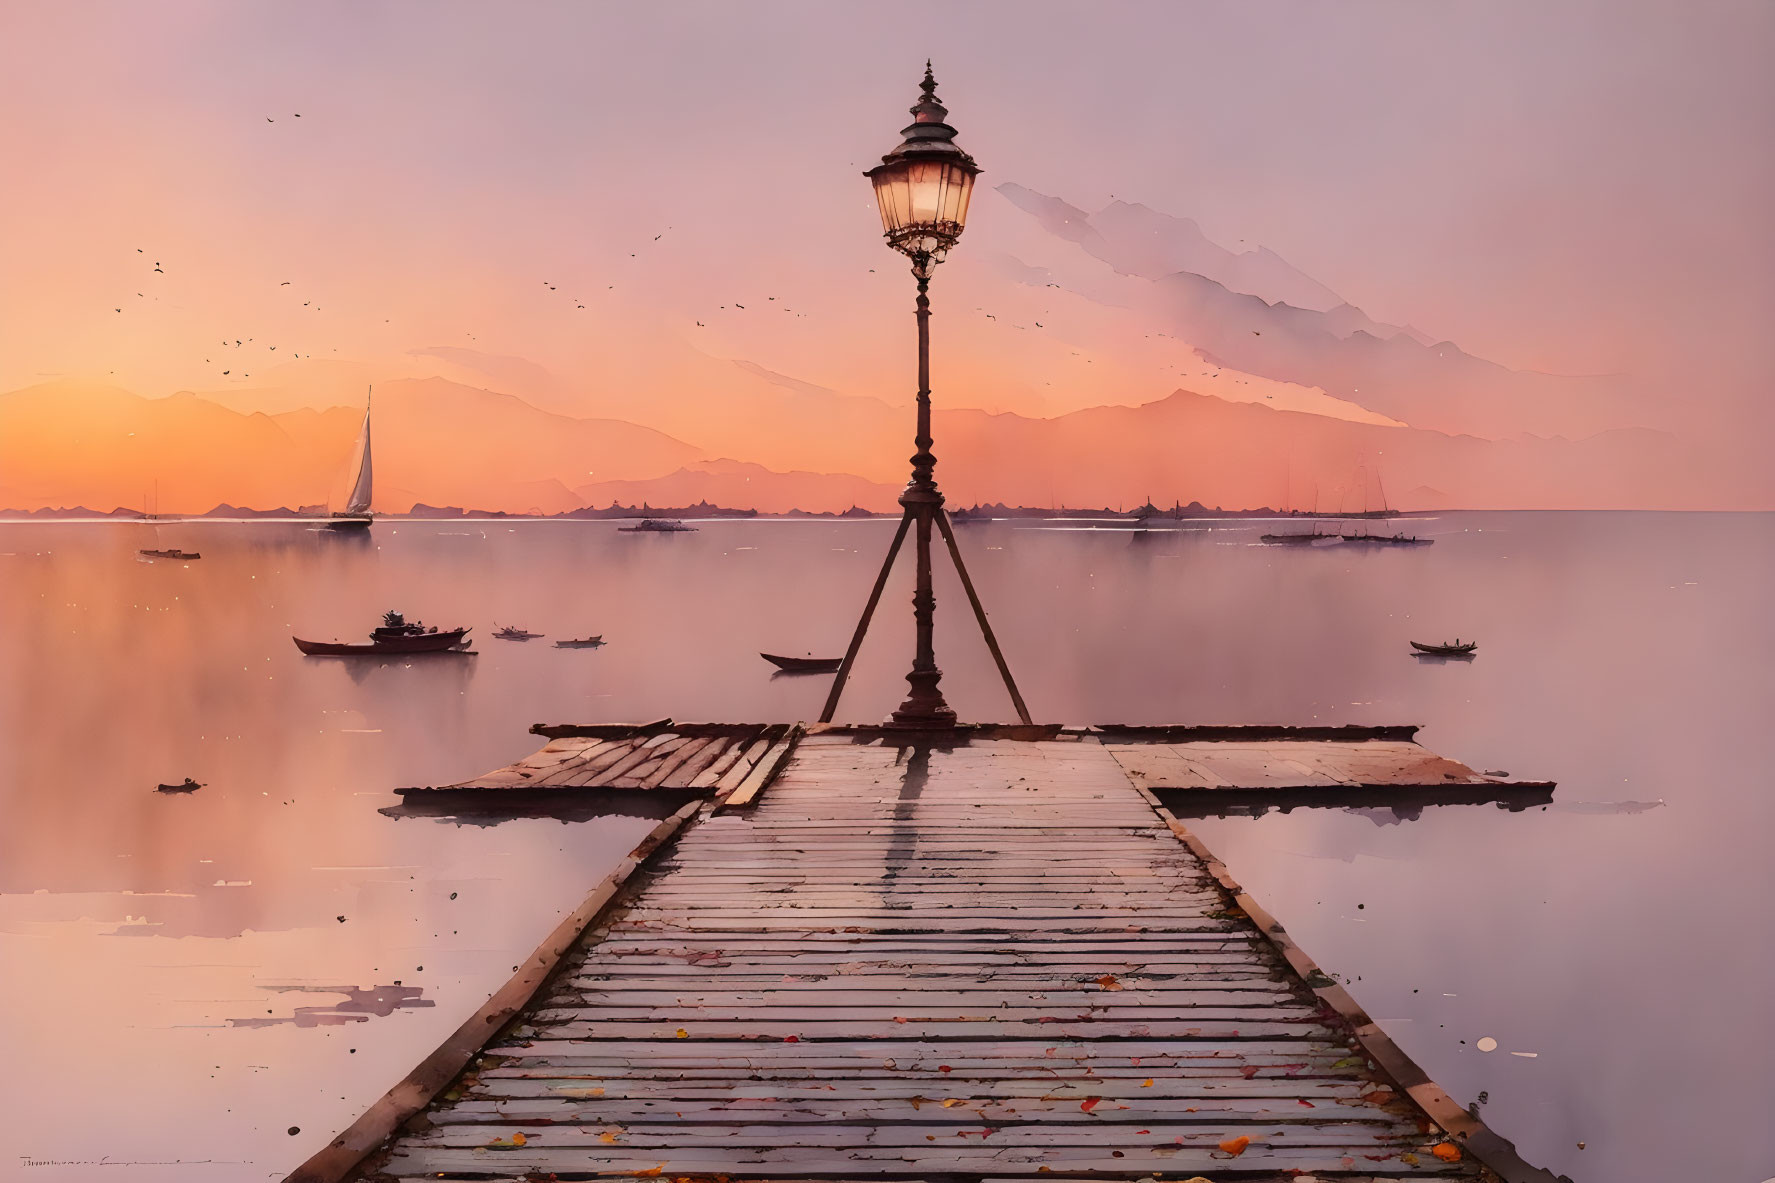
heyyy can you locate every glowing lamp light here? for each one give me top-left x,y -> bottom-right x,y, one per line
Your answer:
865,62 -> 980,276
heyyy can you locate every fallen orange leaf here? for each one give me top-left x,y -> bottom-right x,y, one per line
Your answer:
674,1028 -> 688,1039
942,1099 -> 964,1108
1218,1134 -> 1251,1157
1141,1079 -> 1153,1087
511,1132 -> 527,1146
1432,1142 -> 1462,1162
1095,974 -> 1124,991
599,1131 -> 619,1144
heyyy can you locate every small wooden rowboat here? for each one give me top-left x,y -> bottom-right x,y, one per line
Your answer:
493,625 -> 544,640
139,548 -> 202,560
156,778 -> 203,793
1411,639 -> 1477,655
761,652 -> 843,673
554,636 -> 604,648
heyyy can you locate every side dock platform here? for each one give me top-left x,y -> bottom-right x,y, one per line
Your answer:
292,725 -> 1563,1183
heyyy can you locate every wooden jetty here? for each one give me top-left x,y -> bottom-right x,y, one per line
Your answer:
295,726 -> 1559,1183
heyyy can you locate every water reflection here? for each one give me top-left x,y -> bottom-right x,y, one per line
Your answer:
228,983 -> 434,1027
0,512 -> 1770,1183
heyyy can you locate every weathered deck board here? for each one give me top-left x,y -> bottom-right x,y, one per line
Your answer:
310,734 -> 1560,1183
397,723 -> 779,798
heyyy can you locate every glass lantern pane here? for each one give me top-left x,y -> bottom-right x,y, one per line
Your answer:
938,163 -> 973,227
907,160 -> 945,225
872,170 -> 911,233
951,168 -> 975,230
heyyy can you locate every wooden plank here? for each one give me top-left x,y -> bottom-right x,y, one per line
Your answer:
609,735 -> 691,788
669,736 -> 732,786
721,722 -> 805,808
688,737 -> 749,787
714,732 -> 780,794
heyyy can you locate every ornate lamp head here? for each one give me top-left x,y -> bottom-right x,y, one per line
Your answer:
865,62 -> 982,277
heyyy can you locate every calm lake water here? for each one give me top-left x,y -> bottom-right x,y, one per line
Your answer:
1,512 -> 1769,1182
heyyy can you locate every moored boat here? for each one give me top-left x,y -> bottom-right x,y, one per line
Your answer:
554,636 -> 605,648
293,610 -> 472,656
761,652 -> 843,673
139,548 -> 202,560
155,778 -> 203,793
1343,531 -> 1432,546
493,625 -> 544,640
617,518 -> 697,532
1411,639 -> 1477,655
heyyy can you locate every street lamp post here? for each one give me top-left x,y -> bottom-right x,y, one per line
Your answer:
819,63 -> 1032,729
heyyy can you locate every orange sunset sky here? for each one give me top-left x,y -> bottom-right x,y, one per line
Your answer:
2,1 -> 1771,513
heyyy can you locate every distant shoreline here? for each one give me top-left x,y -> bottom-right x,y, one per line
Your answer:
0,505 -> 1757,523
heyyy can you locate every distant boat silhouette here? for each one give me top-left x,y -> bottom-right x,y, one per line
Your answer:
618,518 -> 696,533
1411,639 -> 1477,655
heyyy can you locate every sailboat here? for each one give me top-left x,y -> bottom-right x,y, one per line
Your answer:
328,388 -> 374,529
1260,471 -> 1333,545
138,481 -> 201,560
1338,465 -> 1431,546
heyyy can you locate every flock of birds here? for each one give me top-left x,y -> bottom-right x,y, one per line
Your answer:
102,113 -> 1286,400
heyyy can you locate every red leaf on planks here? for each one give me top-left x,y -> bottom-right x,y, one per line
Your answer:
1080,1097 -> 1101,1112
1298,1099 -> 1317,1107
1239,1066 -> 1259,1079
1095,974 -> 1124,990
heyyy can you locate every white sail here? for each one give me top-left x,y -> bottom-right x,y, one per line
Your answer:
343,390 -> 373,515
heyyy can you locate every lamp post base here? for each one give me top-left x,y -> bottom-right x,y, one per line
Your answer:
887,678 -> 958,729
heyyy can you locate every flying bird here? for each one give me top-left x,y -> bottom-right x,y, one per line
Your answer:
653,234 -> 661,240
696,321 -> 704,327
280,281 -> 291,286
1252,330 -> 1261,336
734,303 -> 745,309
